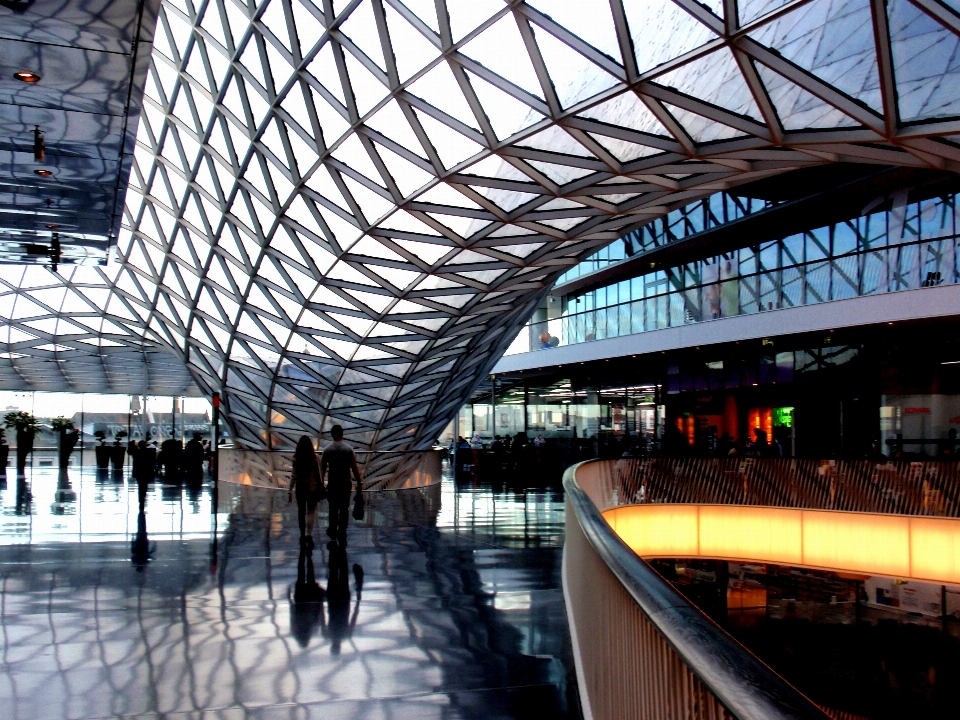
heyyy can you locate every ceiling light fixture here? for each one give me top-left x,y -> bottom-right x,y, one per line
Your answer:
34,169 -> 52,176
14,71 -> 41,83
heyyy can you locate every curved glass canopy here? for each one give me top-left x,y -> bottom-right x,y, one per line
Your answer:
3,0 -> 960,449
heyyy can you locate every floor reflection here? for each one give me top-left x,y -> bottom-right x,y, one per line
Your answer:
0,459 -> 577,720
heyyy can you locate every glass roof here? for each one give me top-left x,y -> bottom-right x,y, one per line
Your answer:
2,0 -> 960,450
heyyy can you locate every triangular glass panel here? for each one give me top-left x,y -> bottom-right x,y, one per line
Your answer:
755,63 -> 859,129
517,125 -> 594,157
290,0 -> 326,55
383,3 -> 442,82
372,143 -> 435,196
260,0 -> 292,52
305,164 -> 351,211
466,70 -> 543,141
310,86 -> 351,146
398,0 -> 439,33
412,110 -> 484,169
530,23 -> 620,108
623,0 -> 720,74
343,50 -> 389,116
415,182 -> 481,209
527,159 -> 594,184
888,0 -> 960,122
748,0 -> 882,113
588,132 -> 663,161
239,36 -> 269,91
578,91 -> 671,137
528,0 -> 622,60
663,103 -> 746,143
739,0 -> 793,25
461,14 -> 544,99
407,62 -> 481,130
365,99 -> 429,160
340,0 -> 388,71
332,134 -> 383,185
307,42 -> 348,105
446,0 -> 505,42
656,47 -> 763,121
392,238 -> 450,264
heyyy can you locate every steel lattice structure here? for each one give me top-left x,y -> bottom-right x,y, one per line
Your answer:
2,0 -> 960,449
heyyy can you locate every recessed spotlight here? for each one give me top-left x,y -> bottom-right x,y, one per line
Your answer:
14,71 -> 41,83
34,169 -> 53,176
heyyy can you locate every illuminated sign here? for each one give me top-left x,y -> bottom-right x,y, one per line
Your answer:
773,406 -> 794,427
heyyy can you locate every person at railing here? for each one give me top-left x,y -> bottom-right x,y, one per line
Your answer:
321,424 -> 363,546
289,435 -> 326,550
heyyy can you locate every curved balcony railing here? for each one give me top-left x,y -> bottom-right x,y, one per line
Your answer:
564,458 -> 831,720
607,456 -> 960,517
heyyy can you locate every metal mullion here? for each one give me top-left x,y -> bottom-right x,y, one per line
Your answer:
908,0 -> 960,37
514,13 -> 563,117
730,0 -> 818,39
671,0 -> 725,35
447,52 -> 550,115
382,0 -> 442,48
397,92 -> 489,146
447,63 -> 498,146
638,95 -> 696,155
516,4 -> 628,81
633,37 -> 726,85
640,83 -> 772,140
355,133 -> 405,203
732,50 -> 783,144
500,146 -> 610,173
870,0 -> 899,138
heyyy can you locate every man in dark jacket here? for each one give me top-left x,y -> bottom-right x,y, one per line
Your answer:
320,425 -> 362,544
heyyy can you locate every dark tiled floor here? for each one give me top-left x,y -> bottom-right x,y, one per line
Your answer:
0,462 -> 578,720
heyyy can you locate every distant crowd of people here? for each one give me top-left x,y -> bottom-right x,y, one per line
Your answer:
128,432 -> 214,484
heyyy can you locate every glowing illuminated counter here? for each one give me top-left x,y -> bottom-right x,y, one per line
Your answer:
603,504 -> 960,585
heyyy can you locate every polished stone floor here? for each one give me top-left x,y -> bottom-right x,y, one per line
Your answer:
0,459 -> 577,720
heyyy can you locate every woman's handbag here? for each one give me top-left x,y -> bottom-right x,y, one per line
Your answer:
352,489 -> 365,521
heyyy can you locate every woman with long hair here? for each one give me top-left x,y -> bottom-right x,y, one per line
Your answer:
288,435 -> 325,549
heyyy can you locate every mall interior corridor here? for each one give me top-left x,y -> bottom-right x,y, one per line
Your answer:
0,459 -> 576,720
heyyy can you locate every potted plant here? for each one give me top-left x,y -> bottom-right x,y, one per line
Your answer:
4,411 -> 39,472
94,430 -> 110,469
111,431 -> 127,470
0,427 -> 8,471
51,416 -> 79,469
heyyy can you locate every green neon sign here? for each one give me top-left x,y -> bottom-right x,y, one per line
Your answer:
773,406 -> 794,427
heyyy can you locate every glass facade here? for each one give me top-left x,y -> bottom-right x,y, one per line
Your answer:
0,391 -> 221,459
508,193 -> 959,355
554,192 -> 780,285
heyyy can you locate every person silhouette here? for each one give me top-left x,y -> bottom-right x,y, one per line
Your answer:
321,425 -> 362,545
324,542 -> 363,655
289,545 -> 325,648
131,510 -> 153,571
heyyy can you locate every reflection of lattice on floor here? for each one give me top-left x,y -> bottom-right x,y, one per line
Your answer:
4,0 -> 960,455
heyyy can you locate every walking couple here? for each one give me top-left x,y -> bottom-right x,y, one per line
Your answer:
288,424 -> 362,550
